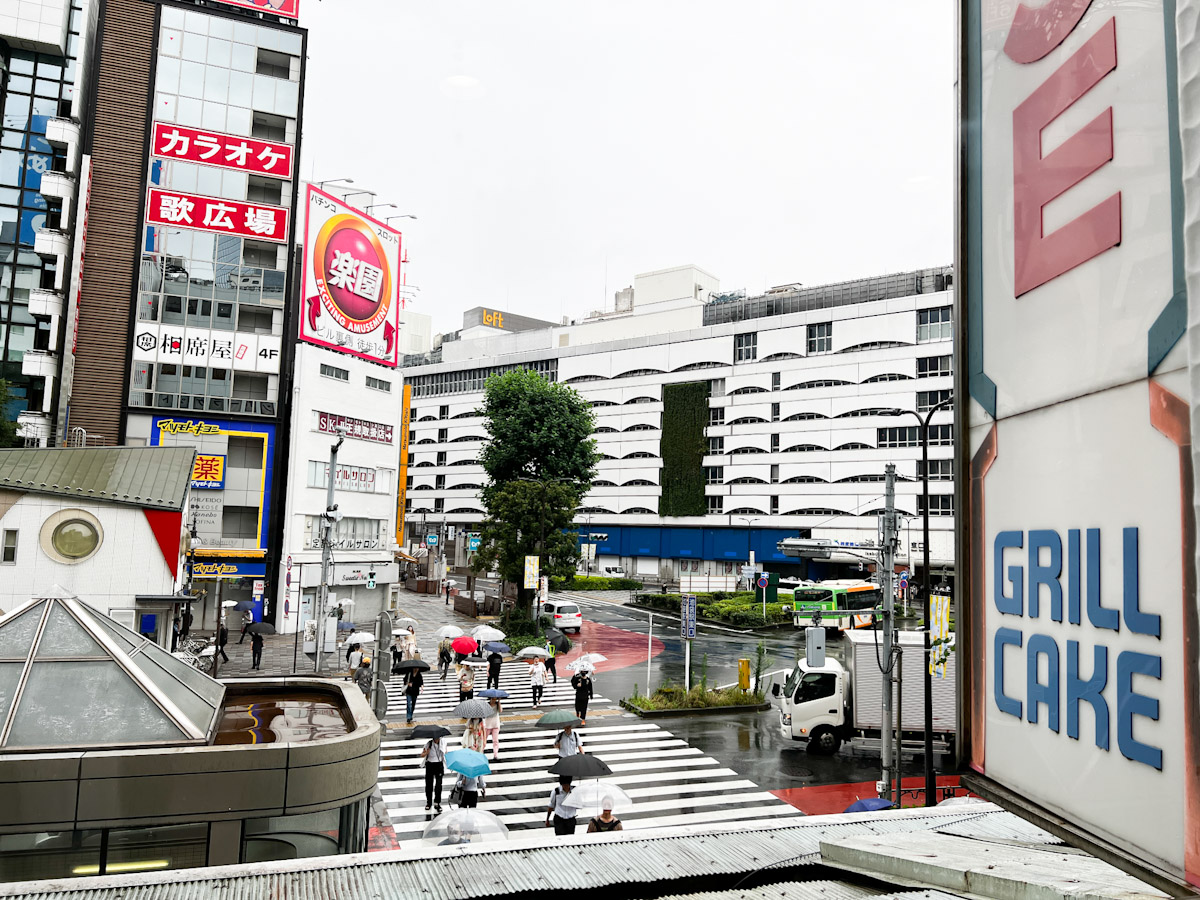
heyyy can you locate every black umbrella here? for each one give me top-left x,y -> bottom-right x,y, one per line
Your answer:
247,622 -> 276,635
544,628 -> 571,654
412,724 -> 451,739
395,659 -> 431,671
233,600 -> 256,612
549,754 -> 612,778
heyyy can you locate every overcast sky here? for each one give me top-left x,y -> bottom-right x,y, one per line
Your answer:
297,1 -> 955,335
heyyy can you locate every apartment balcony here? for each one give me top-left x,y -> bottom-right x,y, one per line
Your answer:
16,411 -> 52,447
34,228 -> 70,264
45,117 -> 80,158
39,171 -> 75,221
28,288 -> 64,319
21,349 -> 58,380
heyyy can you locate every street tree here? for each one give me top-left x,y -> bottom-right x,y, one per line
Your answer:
0,380 -> 19,448
472,369 -> 599,613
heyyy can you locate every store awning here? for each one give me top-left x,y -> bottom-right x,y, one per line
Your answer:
395,551 -> 419,563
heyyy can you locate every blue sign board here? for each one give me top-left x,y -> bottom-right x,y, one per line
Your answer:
680,593 -> 697,640
190,560 -> 267,579
468,534 -> 481,551
426,534 -> 439,547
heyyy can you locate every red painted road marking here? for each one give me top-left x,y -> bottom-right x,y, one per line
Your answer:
556,617 -> 664,674
770,776 -> 970,815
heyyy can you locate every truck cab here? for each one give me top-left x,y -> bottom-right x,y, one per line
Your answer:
776,657 -> 846,754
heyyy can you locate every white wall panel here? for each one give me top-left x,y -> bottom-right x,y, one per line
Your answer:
727,371 -> 774,393
726,401 -> 772,421
758,328 -> 805,361
610,345 -> 666,376
725,462 -> 771,482
728,431 -> 771,452
779,398 -> 832,419
559,353 -> 612,382
619,411 -> 662,430
446,448 -> 477,464
778,461 -> 834,482
831,311 -> 916,352
855,356 -> 917,382
667,336 -> 732,370
621,385 -> 662,403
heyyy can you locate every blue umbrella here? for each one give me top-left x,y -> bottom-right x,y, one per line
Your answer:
843,798 -> 895,813
484,642 -> 511,655
478,689 -> 509,699
445,749 -> 491,778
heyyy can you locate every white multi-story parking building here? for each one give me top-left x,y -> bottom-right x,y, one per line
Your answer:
402,264 -> 955,587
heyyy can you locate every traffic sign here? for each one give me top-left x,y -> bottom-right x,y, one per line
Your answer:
523,555 -> 540,589
757,573 -> 769,589
366,579 -> 376,590
426,533 -> 439,547
286,555 -> 292,571
468,535 -> 482,552
680,593 -> 697,639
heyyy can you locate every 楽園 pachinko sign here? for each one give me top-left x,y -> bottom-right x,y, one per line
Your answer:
300,185 -> 402,366
961,0 -> 1195,889
202,0 -> 299,20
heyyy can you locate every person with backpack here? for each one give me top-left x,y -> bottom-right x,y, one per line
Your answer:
453,771 -> 485,808
545,777 -> 577,835
553,723 -> 584,757
486,650 -> 503,691
587,797 -> 623,833
458,663 -> 475,703
345,642 -> 362,681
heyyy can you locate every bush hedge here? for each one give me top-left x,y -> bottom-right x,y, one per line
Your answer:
634,591 -> 793,627
625,685 -> 764,711
550,575 -> 642,591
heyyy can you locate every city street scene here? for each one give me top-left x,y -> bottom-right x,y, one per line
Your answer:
0,0 -> 1193,899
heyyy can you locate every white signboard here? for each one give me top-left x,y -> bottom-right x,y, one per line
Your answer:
300,185 -> 402,367
131,323 -> 281,373
962,1 -> 1194,888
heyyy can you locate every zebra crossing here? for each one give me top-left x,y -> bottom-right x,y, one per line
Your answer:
378,721 -> 806,841
384,659 -> 612,720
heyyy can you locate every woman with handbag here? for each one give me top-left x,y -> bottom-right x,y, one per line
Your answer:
420,735 -> 446,812
462,716 -> 486,753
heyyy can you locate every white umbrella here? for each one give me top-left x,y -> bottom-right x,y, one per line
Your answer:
567,653 -> 607,670
393,616 -> 419,628
435,625 -> 464,640
338,599 -> 354,607
471,625 -> 505,642
221,600 -> 239,608
345,632 -> 375,644
516,646 -> 549,659
421,809 -> 508,846
561,781 -> 633,815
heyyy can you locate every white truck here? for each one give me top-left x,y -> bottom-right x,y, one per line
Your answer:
773,629 -> 956,755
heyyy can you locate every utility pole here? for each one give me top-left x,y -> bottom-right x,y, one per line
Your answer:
879,463 -> 898,803
314,431 -> 345,675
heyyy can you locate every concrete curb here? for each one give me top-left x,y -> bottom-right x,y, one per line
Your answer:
618,699 -> 772,718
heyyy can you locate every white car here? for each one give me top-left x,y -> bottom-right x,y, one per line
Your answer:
540,600 -> 583,633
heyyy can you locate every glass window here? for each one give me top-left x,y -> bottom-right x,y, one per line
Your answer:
206,37 -> 232,68
51,519 -> 99,559
231,41 -> 255,72
320,363 -> 349,381
734,332 -> 757,362
917,355 -> 952,378
0,831 -> 102,882
203,66 -> 230,105
917,389 -> 952,413
229,69 -> 254,108
807,321 -> 832,354
181,30 -> 207,63
243,809 -> 340,863
178,60 -> 204,99
156,56 -> 181,95
2,528 -> 16,563
795,672 -> 837,704
103,823 -> 208,875
917,306 -> 952,342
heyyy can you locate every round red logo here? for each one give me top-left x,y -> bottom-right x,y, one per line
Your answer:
312,214 -> 392,334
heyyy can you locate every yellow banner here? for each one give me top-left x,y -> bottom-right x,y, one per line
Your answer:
395,383 -> 412,547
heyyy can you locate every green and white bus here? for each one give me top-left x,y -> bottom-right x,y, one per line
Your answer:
785,579 -> 883,632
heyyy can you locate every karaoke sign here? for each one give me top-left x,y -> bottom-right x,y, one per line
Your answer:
300,185 -> 402,366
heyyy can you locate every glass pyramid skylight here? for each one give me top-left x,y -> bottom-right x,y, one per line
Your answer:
0,593 -> 225,752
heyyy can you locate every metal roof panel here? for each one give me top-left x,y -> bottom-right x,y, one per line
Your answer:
0,446 -> 194,510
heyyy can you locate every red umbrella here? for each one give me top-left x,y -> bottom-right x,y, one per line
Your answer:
451,636 -> 478,654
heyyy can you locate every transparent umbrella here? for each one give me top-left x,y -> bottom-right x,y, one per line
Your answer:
435,625 -> 465,640
421,808 -> 509,846
345,632 -> 375,644
472,625 -> 505,643
561,780 -> 633,816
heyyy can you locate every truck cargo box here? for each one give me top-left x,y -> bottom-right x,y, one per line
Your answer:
843,628 -> 956,733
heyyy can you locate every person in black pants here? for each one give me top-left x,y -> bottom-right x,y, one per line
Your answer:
250,631 -> 264,670
486,651 -> 503,691
217,623 -> 230,663
571,670 -> 594,724
238,609 -> 253,643
420,736 -> 446,812
544,641 -> 558,683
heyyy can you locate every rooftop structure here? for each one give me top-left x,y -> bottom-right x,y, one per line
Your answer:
0,446 -> 195,511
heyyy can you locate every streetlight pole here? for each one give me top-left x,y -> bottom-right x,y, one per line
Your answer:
314,431 -> 345,676
888,396 -> 954,806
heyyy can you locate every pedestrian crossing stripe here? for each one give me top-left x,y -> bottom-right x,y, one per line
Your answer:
380,721 -> 804,839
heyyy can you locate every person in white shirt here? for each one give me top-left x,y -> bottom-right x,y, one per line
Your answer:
483,697 -> 503,761
554,724 -> 584,757
530,659 -> 548,707
545,777 -> 577,835
455,772 -> 486,807
420,736 -> 446,812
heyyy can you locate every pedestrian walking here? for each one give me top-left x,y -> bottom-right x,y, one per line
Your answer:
545,777 -> 577,835
403,625 -> 417,660
438,638 -> 453,680
458,664 -> 475,703
250,631 -> 264,670
171,615 -> 181,652
346,643 -> 362,681
180,608 -> 193,640
217,622 -> 230,663
544,639 -> 557,682
403,667 -> 423,724
445,580 -> 451,606
529,658 -> 548,707
454,771 -> 485,808
238,608 -> 253,643
588,798 -> 623,833
571,669 -> 594,724
486,650 -> 503,691
462,716 -> 486,753
420,735 -> 446,812
554,723 -> 584,757
354,658 -> 372,697
483,697 -> 502,761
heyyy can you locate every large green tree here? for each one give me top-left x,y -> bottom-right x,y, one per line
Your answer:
471,369 -> 599,611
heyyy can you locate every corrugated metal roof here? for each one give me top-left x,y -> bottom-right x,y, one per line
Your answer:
0,808 -> 1048,900
933,811 -> 1062,845
0,446 -> 194,510
661,882 -> 960,900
